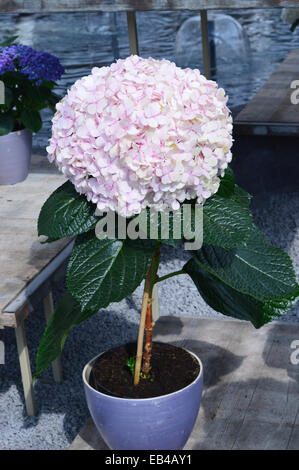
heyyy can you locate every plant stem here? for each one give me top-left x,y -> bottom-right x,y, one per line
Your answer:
155,269 -> 185,284
134,242 -> 160,385
142,244 -> 160,374
134,268 -> 151,386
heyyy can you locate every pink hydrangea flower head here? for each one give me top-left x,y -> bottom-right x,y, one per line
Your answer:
47,55 -> 233,217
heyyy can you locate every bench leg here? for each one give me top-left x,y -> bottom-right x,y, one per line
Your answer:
15,320 -> 37,416
43,291 -> 63,383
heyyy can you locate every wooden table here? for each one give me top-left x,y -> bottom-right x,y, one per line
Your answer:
0,155 -> 73,416
69,316 -> 299,450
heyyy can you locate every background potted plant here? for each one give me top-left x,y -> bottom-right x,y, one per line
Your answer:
34,56 -> 299,450
0,36 -> 64,185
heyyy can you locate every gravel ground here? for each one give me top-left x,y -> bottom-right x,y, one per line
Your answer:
0,188 -> 298,450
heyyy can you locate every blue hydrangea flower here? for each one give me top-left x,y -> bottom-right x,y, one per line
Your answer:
0,44 -> 64,84
0,53 -> 15,74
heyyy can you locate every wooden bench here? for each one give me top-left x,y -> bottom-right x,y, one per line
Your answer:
234,49 -> 299,135
0,155 -> 73,416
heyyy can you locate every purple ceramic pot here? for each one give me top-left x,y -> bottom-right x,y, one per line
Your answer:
0,129 -> 32,185
83,346 -> 203,450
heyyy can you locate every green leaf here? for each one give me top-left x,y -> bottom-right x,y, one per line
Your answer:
202,194 -> 253,249
20,108 -> 42,133
232,184 -> 252,207
189,228 -> 299,301
0,36 -> 18,47
22,81 -> 52,111
47,91 -> 61,112
67,232 -> 156,312
216,167 -> 252,208
34,291 -> 93,379
183,260 -> 299,328
38,180 -> 99,240
43,81 -> 56,90
3,87 -> 14,108
124,208 -> 183,248
217,167 -> 235,198
0,113 -> 14,135
147,209 -> 184,247
162,238 -> 181,248
3,71 -> 26,87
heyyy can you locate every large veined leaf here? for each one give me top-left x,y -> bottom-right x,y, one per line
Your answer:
187,228 -> 299,302
202,194 -> 254,249
34,291 -> 85,379
216,167 -> 235,198
67,232 -> 156,312
232,184 -> 252,207
183,260 -> 299,328
217,166 -> 252,207
159,168 -> 252,249
38,181 -> 99,240
35,235 -> 156,378
146,208 -> 188,248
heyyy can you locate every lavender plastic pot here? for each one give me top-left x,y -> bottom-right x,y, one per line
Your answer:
0,129 -> 32,185
83,346 -> 203,450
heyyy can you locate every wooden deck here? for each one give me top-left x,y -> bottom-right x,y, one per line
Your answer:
234,49 -> 299,135
69,316 -> 299,450
1,1 -> 299,13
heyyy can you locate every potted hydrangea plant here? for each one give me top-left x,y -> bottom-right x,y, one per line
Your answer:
0,37 -> 64,185
35,56 -> 299,450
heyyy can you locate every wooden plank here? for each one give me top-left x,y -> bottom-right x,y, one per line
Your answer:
0,1 -> 299,14
15,317 -> 37,416
235,49 -> 299,130
43,291 -> 63,383
0,154 -> 72,324
69,316 -> 299,450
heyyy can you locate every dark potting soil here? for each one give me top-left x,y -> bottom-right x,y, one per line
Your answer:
90,342 -> 200,399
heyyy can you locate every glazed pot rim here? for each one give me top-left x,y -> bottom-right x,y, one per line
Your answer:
0,128 -> 32,140
82,343 -> 203,402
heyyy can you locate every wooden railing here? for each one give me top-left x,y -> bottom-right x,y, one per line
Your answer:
1,1 -> 299,13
